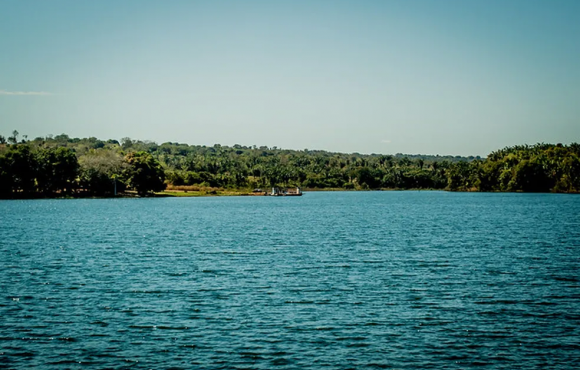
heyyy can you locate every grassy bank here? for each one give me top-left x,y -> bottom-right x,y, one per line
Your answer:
155,185 -> 257,197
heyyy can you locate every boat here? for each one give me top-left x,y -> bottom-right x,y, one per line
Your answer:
271,187 -> 303,196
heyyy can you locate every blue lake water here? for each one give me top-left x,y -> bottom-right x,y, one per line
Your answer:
1,191 -> 579,369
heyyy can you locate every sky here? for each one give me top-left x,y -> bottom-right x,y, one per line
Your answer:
1,0 -> 579,156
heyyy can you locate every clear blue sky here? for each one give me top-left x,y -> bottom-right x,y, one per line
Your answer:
1,0 -> 579,156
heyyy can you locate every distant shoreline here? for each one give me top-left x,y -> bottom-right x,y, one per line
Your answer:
2,187 -> 578,200
2,138 -> 579,197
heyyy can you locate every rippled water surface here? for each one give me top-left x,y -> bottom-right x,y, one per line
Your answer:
1,192 -> 579,369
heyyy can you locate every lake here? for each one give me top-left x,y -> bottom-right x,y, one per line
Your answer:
1,192 -> 579,369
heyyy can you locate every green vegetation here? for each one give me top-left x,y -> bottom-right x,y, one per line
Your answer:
447,143 -> 580,193
0,131 -> 579,198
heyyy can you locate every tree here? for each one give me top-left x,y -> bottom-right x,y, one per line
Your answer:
447,161 -> 478,191
7,130 -> 19,145
0,144 -> 37,196
125,151 -> 166,195
121,137 -> 134,150
79,150 -> 128,195
0,152 -> 12,197
54,134 -> 70,144
509,158 -> 552,192
35,147 -> 79,195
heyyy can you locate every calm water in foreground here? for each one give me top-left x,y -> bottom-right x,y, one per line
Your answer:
1,192 -> 579,369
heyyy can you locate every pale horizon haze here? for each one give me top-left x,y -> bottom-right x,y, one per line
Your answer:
1,0 -> 579,156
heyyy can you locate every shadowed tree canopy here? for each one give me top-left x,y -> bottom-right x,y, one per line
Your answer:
124,151 -> 166,196
35,147 -> 79,196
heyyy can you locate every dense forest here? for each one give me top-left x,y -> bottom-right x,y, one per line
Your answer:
0,130 -> 579,198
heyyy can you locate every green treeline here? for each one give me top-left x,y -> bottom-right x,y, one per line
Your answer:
448,143 -> 580,193
0,131 -> 165,198
0,130 -> 579,198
